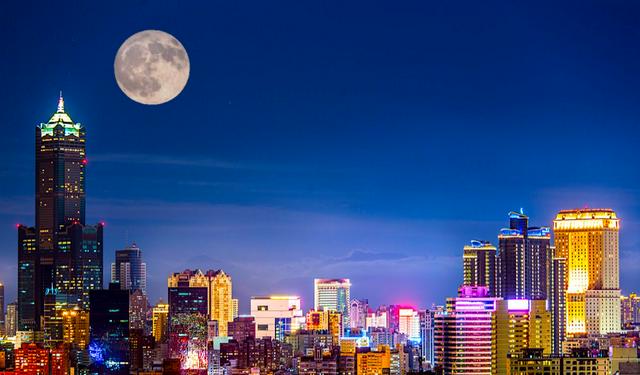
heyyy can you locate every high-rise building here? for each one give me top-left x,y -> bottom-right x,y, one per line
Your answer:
463,240 -> 497,296
151,302 -> 169,343
495,299 -> 551,374
13,342 -> 67,375
548,256 -> 567,355
398,308 -> 420,342
111,243 -> 147,294
349,298 -> 369,329
232,298 -> 239,320
418,309 -> 436,370
554,208 -> 621,335
314,278 -> 351,328
60,307 -> 89,349
167,269 -> 234,336
357,345 -> 391,375
497,210 -> 551,301
434,286 -> 498,374
129,289 -> 149,332
18,95 -> 104,331
250,295 -> 303,340
89,283 -> 130,375
621,293 -> 640,329
6,302 -> 18,337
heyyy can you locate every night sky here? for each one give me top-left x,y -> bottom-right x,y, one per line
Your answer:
1,1 -> 640,313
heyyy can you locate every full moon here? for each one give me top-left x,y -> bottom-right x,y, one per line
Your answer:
114,30 -> 190,105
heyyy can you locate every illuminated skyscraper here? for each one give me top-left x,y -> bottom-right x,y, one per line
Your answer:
18,94 -> 104,331
314,278 -> 351,328
111,243 -> 147,294
554,208 -> 621,335
152,302 -> 169,343
494,299 -> 551,375
250,295 -> 303,340
463,240 -> 497,296
497,210 -> 550,300
398,308 -> 420,342
434,286 -> 497,374
548,256 -> 566,355
167,269 -> 234,336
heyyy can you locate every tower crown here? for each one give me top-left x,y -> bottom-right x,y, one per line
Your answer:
38,92 -> 82,137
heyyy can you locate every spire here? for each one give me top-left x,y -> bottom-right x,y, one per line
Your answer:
57,91 -> 64,112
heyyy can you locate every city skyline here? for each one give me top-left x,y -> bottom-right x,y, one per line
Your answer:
2,1 -> 640,314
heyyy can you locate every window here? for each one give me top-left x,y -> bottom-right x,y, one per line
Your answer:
257,324 -> 269,331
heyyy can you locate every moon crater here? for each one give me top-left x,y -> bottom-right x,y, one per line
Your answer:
114,30 -> 190,105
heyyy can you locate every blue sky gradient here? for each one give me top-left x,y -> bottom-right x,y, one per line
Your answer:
1,0 -> 640,312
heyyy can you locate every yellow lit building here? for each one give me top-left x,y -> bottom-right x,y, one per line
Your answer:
495,299 -> 551,375
305,309 -> 342,345
357,345 -> 391,375
554,209 -> 621,335
60,307 -> 89,349
152,303 -> 169,343
167,269 -> 234,336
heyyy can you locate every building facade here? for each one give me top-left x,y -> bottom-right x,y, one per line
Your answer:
250,295 -> 303,340
554,208 -> 621,335
111,243 -> 147,294
463,240 -> 497,296
314,278 -> 351,328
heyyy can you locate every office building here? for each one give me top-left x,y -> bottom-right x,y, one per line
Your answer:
497,210 -> 551,300
549,256 -> 567,355
434,286 -> 498,374
398,308 -> 420,342
349,298 -> 369,329
18,95 -> 104,331
111,243 -> 147,294
418,309 -> 435,370
463,240 -> 497,296
620,293 -> 639,329
129,289 -> 149,331
89,284 -> 130,374
495,299 -> 551,374
507,348 -> 611,375
314,278 -> 351,328
60,306 -> 89,349
5,302 -> 17,337
250,295 -> 303,339
554,208 -> 621,335
167,269 -> 234,336
152,302 -> 169,343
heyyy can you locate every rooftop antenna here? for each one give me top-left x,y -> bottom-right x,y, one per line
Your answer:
57,90 -> 64,112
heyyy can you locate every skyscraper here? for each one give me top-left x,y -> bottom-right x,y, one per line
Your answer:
434,286 -> 498,374
18,94 -> 104,331
152,302 -> 169,343
463,240 -> 497,296
497,210 -> 550,300
167,269 -> 234,336
111,243 -> 147,294
314,278 -> 351,328
554,208 -> 621,335
6,302 -> 18,337
548,256 -> 566,355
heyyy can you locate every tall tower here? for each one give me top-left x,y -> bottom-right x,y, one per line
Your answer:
463,240 -> 497,296
497,210 -> 550,300
111,243 -> 147,294
553,208 -> 621,335
548,255 -> 566,355
314,278 -> 351,328
18,94 -> 104,332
